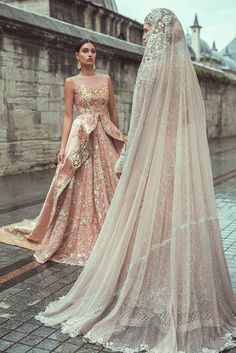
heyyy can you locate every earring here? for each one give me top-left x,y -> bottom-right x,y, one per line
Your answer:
77,61 -> 81,70
93,63 -> 96,70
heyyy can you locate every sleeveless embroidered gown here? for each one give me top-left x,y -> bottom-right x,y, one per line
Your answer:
2,74 -> 125,265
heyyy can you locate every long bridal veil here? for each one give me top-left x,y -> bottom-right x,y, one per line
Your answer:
36,8 -> 236,353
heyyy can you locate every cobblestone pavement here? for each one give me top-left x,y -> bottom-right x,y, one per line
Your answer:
0,137 -> 236,353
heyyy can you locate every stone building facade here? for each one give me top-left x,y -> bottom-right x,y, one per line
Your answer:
0,2 -> 236,176
188,14 -> 236,74
195,64 -> 236,138
2,0 -> 143,44
0,2 -> 143,176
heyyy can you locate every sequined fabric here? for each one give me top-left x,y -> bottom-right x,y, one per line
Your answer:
4,74 -> 125,265
36,8 -> 236,353
136,9 -> 181,88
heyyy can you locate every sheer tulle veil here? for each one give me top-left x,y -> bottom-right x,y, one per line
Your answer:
36,8 -> 236,353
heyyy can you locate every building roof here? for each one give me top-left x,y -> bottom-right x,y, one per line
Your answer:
185,31 -> 196,60
190,13 -> 202,29
91,0 -> 118,12
212,40 -> 217,51
186,32 -> 211,59
210,41 -> 222,63
200,39 -> 211,58
188,44 -> 196,60
221,38 -> 236,61
221,46 -> 236,72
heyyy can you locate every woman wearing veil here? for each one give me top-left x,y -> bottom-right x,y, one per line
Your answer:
36,8 -> 236,353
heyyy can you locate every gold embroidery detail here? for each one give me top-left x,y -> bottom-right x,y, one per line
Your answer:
72,142 -> 90,169
75,86 -> 109,115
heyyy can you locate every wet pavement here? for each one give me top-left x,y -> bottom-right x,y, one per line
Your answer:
0,137 -> 236,353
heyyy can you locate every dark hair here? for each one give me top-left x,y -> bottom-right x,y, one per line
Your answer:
75,39 -> 96,53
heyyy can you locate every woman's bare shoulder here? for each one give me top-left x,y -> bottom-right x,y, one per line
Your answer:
65,75 -> 79,83
97,73 -> 111,80
64,75 -> 80,91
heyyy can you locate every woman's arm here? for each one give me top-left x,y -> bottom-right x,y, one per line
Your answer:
108,76 -> 119,128
107,76 -> 124,155
57,78 -> 74,163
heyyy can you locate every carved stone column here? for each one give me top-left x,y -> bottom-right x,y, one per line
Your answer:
126,21 -> 133,42
95,8 -> 104,33
106,13 -> 113,35
112,17 -> 120,37
116,18 -> 123,37
84,5 -> 94,30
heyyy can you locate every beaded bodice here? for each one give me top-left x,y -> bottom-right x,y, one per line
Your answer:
73,74 -> 109,116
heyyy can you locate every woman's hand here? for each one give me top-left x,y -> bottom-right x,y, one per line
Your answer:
57,147 -> 65,163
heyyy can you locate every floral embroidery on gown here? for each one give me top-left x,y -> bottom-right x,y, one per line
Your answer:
1,74 -> 125,265
35,9 -> 236,353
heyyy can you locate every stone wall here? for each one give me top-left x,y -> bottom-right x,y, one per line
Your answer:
0,3 -> 236,177
2,0 -> 143,44
0,3 -> 142,176
195,64 -> 236,138
2,0 -> 50,15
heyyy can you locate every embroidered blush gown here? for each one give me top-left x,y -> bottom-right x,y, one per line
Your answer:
2,74 -> 125,265
35,9 -> 236,353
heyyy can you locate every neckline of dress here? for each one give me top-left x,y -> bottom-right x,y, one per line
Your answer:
78,74 -> 100,78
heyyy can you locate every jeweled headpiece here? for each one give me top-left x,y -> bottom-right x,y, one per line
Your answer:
136,8 -> 177,86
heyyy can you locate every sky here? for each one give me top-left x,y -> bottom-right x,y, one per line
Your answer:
115,0 -> 236,51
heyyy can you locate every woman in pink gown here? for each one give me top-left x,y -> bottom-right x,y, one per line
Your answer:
4,39 -> 125,265
35,9 -> 236,353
